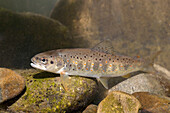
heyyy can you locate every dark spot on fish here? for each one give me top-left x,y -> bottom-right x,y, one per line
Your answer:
50,56 -> 52,58
77,57 -> 79,59
95,58 -> 97,61
113,60 -> 114,62
99,59 -> 102,61
101,55 -> 103,57
64,55 -> 66,57
104,54 -> 107,57
109,58 -> 111,61
42,58 -> 46,62
90,56 -> 92,57
117,58 -> 119,60
50,61 -> 54,64
84,56 -> 86,58
93,53 -> 95,55
36,57 -> 39,60
72,65 -> 77,71
80,58 -> 82,60
70,56 -> 72,58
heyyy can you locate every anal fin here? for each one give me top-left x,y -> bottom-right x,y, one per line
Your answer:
97,77 -> 109,89
122,74 -> 131,78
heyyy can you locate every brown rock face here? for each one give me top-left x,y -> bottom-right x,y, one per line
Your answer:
50,0 -> 170,70
0,8 -> 88,69
133,92 -> 170,113
0,68 -> 25,103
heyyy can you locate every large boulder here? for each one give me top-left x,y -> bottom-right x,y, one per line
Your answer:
0,8 -> 88,69
50,0 -> 170,70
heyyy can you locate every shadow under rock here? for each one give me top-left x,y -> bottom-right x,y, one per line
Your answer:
33,72 -> 60,79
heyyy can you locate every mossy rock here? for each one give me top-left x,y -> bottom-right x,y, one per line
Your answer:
1,69 -> 98,112
50,0 -> 170,70
97,91 -> 141,113
0,8 -> 88,69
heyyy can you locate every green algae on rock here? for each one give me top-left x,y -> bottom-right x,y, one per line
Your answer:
97,91 -> 141,113
0,8 -> 88,69
0,68 -> 25,103
7,69 -> 98,112
133,92 -> 170,113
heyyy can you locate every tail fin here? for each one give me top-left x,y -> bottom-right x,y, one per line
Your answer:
141,50 -> 162,74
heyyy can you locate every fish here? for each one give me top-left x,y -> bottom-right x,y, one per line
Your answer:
30,40 -> 160,89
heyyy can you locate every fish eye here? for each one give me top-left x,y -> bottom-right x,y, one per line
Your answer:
42,58 -> 46,62
41,58 -> 47,64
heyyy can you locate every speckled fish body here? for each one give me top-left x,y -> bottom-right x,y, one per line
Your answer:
31,49 -> 143,77
31,41 -> 159,89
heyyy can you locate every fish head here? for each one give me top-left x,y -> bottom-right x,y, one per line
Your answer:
30,50 -> 63,73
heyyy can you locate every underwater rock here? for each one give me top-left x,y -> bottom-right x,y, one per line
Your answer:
109,73 -> 165,96
50,0 -> 170,70
133,92 -> 170,113
97,91 -> 141,113
82,104 -> 98,113
109,64 -> 170,96
0,8 -> 88,69
0,68 -> 25,103
5,69 -> 98,112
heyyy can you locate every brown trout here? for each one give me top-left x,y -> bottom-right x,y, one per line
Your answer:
30,41 -> 160,89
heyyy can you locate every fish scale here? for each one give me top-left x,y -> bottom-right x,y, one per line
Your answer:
30,40 -> 160,89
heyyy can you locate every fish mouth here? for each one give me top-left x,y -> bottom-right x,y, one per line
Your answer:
30,58 -> 47,71
30,62 -> 47,71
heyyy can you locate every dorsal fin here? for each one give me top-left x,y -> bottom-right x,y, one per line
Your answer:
91,39 -> 115,54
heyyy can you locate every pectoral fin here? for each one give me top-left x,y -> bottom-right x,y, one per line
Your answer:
60,71 -> 70,91
97,77 -> 109,89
